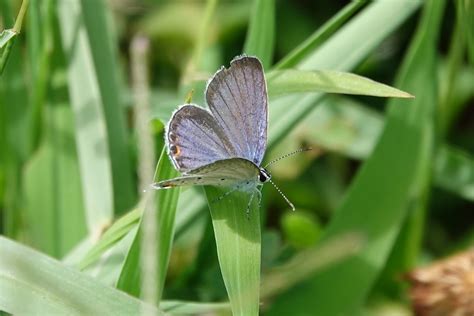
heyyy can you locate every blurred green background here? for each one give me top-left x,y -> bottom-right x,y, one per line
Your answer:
0,0 -> 473,315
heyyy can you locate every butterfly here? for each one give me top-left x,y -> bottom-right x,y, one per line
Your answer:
153,55 -> 298,213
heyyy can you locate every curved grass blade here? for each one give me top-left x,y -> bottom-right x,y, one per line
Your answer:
267,0 -> 443,314
205,187 -> 261,316
0,0 -> 28,75
434,146 -> 474,201
267,0 -> 421,153
243,0 -> 275,68
274,0 -> 365,69
80,0 -> 136,213
57,0 -> 114,235
261,233 -> 364,299
117,147 -> 180,302
23,104 -> 87,258
76,208 -> 142,269
267,69 -> 413,98
161,300 -> 230,315
0,236 -> 161,315
0,29 -> 16,49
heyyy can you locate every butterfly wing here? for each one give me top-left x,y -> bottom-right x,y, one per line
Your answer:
153,158 -> 260,189
166,104 -> 238,173
205,56 -> 268,166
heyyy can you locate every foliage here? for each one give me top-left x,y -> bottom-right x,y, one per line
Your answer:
0,0 -> 473,315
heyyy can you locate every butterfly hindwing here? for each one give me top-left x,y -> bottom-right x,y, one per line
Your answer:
154,158 -> 260,189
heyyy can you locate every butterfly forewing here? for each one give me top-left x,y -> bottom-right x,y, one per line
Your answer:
166,104 -> 238,173
205,56 -> 268,166
154,158 -> 260,189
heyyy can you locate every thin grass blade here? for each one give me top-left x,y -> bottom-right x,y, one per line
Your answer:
0,236 -> 161,315
243,0 -> 275,68
267,0 -> 421,153
57,0 -> 114,235
435,146 -> 474,201
205,187 -> 261,316
80,0 -> 136,214
267,0 -> 443,314
267,69 -> 413,98
0,29 -> 16,48
117,148 -> 180,302
274,0 -> 365,69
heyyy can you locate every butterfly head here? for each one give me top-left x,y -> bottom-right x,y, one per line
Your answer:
258,168 -> 271,183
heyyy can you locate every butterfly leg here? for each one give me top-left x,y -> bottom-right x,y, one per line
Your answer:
255,187 -> 263,209
246,190 -> 257,219
210,184 -> 242,204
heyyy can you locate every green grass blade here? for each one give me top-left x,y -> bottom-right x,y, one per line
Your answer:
161,300 -> 230,315
243,0 -> 275,68
57,0 -> 114,234
23,104 -> 87,258
80,0 -> 136,214
267,69 -> 413,98
261,233 -> 364,299
434,146 -> 474,201
267,0 -> 421,153
0,236 -> 162,315
275,94 -> 474,202
0,0 -> 30,238
0,0 -> 28,75
0,29 -> 16,48
267,0 -> 443,314
70,186 -> 206,270
268,121 -> 428,316
274,0 -> 365,69
458,0 -> 474,66
205,187 -> 261,316
77,208 -> 141,269
117,148 -> 180,302
27,0 -> 55,153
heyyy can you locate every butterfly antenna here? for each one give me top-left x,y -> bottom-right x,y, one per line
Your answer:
268,179 -> 295,211
264,147 -> 312,168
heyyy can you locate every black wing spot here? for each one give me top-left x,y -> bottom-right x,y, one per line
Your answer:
197,177 -> 202,180
221,178 -> 225,181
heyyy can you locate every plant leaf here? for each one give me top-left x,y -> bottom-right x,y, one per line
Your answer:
205,187 -> 261,316
434,145 -> 474,201
23,104 -> 87,258
80,0 -> 136,213
274,1 -> 365,69
57,0 -> 114,234
0,237 -> 161,315
117,147 -> 180,301
267,69 -> 413,98
243,0 -> 275,68
267,0 -> 442,314
266,0 -> 421,154
77,208 -> 142,270
161,300 -> 230,315
0,29 -> 16,49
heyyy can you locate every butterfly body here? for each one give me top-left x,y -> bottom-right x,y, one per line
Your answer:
154,157 -> 271,191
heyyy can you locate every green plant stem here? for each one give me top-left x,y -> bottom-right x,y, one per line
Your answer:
13,0 -> 29,32
0,0 -> 29,75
